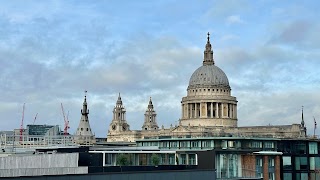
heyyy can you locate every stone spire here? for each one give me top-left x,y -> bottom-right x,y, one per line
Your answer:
81,92 -> 88,115
116,92 -> 122,106
142,97 -> 159,131
148,97 -> 153,109
75,91 -> 96,145
203,32 -> 214,66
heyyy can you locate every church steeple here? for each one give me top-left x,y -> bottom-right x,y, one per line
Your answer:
148,97 -> 153,109
108,93 -> 130,134
75,91 -> 95,145
116,93 -> 123,106
142,97 -> 159,131
81,91 -> 89,115
203,32 -> 214,66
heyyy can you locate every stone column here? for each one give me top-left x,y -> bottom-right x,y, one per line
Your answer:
216,103 -> 219,118
194,103 -> 198,118
211,102 -> 213,118
221,103 -> 224,117
205,103 -> 207,117
182,104 -> 184,118
187,103 -> 190,118
226,103 -> 229,118
230,104 -> 232,118
192,103 -> 196,118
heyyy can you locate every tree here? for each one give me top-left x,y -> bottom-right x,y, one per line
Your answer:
151,153 -> 160,166
117,154 -> 129,166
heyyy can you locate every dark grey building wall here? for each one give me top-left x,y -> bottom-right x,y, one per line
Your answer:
0,170 -> 216,180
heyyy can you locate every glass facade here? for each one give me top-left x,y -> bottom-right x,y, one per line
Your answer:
309,142 -> 318,154
256,156 -> 263,178
136,138 -> 319,180
295,157 -> 308,170
283,156 -> 292,170
216,154 -> 239,179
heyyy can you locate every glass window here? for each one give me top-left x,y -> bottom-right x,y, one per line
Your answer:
268,157 -> 275,167
310,157 -> 315,170
296,173 -> 308,180
160,141 -> 169,148
160,154 -> 166,165
251,141 -> 262,148
283,156 -> 292,170
309,142 -> 318,154
222,140 -> 227,149
310,157 -> 320,170
283,173 -> 292,180
170,141 -> 178,149
268,172 -> 275,180
295,157 -> 308,170
310,173 -> 320,180
169,154 -> 175,165
295,142 -> 306,154
105,153 -> 113,165
189,154 -> 196,165
202,140 -> 214,148
256,156 -> 263,178
180,141 -> 190,149
228,141 -> 235,148
180,154 -> 187,164
264,141 -> 274,149
191,141 -> 200,148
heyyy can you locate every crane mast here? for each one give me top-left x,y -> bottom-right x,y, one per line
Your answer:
60,103 -> 70,135
20,103 -> 25,141
33,113 -> 38,125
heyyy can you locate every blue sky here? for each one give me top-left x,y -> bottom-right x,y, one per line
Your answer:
0,0 -> 320,137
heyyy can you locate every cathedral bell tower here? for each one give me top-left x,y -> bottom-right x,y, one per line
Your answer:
142,97 -> 159,131
108,93 -> 130,132
75,91 -> 96,145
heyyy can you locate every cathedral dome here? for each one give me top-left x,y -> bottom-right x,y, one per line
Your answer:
188,33 -> 230,88
189,65 -> 229,88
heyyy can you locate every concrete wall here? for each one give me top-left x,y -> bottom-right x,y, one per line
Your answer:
0,153 -> 79,169
0,167 -> 88,177
0,153 -> 83,177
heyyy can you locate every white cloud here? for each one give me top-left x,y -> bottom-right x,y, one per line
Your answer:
225,15 -> 245,25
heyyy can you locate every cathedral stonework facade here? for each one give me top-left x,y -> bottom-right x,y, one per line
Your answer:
106,33 -> 306,142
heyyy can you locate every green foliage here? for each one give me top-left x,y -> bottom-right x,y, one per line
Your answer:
117,154 -> 129,166
151,153 -> 160,166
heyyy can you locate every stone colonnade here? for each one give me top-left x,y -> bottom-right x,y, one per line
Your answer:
113,110 -> 126,121
182,102 -> 237,119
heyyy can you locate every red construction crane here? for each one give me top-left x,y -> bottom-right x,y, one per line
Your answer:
60,103 -> 70,135
20,103 -> 25,141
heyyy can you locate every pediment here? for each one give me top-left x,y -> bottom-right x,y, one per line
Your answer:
171,125 -> 190,133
